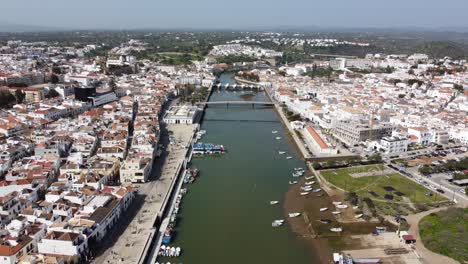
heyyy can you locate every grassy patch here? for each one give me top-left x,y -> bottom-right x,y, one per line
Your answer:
321,165 -> 445,204
419,208 -> 468,262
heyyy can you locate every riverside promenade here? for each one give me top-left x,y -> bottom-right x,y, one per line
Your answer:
264,87 -> 312,160
95,123 -> 197,264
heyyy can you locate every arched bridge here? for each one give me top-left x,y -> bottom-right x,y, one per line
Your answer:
213,83 -> 263,90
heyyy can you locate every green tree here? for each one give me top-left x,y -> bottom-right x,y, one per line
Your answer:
47,89 -> 60,98
50,74 -> 60,84
108,78 -> 117,91
0,90 -> 17,107
14,89 -> 25,104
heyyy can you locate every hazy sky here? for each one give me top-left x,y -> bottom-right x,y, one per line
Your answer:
2,0 -> 468,30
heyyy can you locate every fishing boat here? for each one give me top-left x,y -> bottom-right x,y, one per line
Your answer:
316,194 -> 324,197
288,212 -> 301,218
289,180 -> 298,185
336,204 -> 348,209
300,192 -> 310,196
331,211 -> 341,215
272,221 -> 283,227
319,219 -> 332,224
353,206 -> 359,210
286,156 -> 293,159
312,188 -> 322,193
300,186 -> 313,191
275,137 -> 282,140
304,175 -> 315,180
355,214 -> 363,219
292,171 -> 303,177
270,201 -> 279,205
332,201 -> 342,205
320,207 -> 328,212
330,227 -> 343,232
294,167 -> 304,171
305,181 -> 315,185
274,219 -> 285,223
272,130 -> 278,134
278,151 -> 286,154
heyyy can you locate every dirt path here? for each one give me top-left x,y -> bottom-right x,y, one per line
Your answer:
406,207 -> 460,264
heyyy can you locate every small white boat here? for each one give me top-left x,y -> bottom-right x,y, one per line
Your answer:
316,194 -> 324,197
286,156 -> 293,159
289,180 -> 298,185
300,192 -> 310,196
330,227 -> 342,232
301,187 -> 313,192
336,204 -> 348,209
272,130 -> 278,134
305,181 -> 315,185
270,201 -> 279,205
276,137 -> 282,140
312,188 -> 322,193
272,221 -> 283,227
355,214 -> 363,219
288,212 -> 301,218
353,206 -> 359,210
292,172 -> 303,177
320,207 -> 328,212
304,175 -> 315,180
278,151 -> 286,154
331,211 -> 341,215
332,201 -> 342,205
294,167 -> 304,171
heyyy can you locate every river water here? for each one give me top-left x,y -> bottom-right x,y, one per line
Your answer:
168,73 -> 318,263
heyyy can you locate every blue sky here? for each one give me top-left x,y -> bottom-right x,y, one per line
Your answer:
2,0 -> 467,29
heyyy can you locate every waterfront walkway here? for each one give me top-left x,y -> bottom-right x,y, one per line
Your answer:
94,124 -> 197,264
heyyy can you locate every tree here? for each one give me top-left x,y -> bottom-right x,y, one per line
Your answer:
50,74 -> 60,84
108,78 -> 117,91
14,89 -> 25,104
398,94 -> 406,98
0,90 -> 17,108
47,88 -> 60,98
51,66 -> 62,75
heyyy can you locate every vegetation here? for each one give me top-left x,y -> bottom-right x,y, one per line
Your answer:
419,207 -> 468,262
302,66 -> 334,80
14,89 -> 25,104
178,85 -> 208,104
418,158 -> 468,175
46,89 -> 60,98
321,165 -> 446,204
108,78 -> 117,91
216,55 -> 258,64
0,90 -> 17,108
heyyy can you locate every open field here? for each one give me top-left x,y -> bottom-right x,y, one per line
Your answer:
320,165 -> 446,204
419,207 -> 468,263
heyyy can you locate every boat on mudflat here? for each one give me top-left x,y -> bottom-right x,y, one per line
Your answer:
320,207 -> 328,212
330,227 -> 343,232
288,212 -> 301,218
300,192 -> 310,196
289,180 -> 298,185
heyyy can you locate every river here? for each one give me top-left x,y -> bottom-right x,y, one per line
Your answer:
165,73 -> 318,263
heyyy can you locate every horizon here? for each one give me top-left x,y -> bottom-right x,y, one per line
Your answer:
1,0 -> 467,31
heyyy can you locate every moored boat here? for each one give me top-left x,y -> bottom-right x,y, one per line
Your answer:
288,212 -> 301,218
330,227 -> 343,232
272,130 -> 278,134
336,204 -> 348,209
305,181 -> 315,185
355,214 -> 363,219
286,156 -> 293,159
320,207 -> 328,212
278,151 -> 286,154
300,192 -> 309,196
331,211 -> 341,215
289,180 -> 298,185
270,200 -> 279,205
275,136 -> 282,140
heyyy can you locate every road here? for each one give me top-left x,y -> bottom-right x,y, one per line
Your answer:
93,100 -> 197,264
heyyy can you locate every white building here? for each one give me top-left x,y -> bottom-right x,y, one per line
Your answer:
380,136 -> 410,154
120,157 -> 152,183
163,105 -> 199,125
